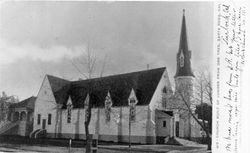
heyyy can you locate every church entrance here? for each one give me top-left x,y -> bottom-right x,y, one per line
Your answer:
155,110 -> 173,144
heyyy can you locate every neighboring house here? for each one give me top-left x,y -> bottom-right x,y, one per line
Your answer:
32,12 -> 205,144
0,96 -> 36,136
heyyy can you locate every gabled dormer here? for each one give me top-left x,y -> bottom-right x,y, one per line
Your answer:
128,88 -> 138,107
128,88 -> 138,122
66,96 -> 73,123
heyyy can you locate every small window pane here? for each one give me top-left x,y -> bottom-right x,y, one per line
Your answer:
37,114 -> 41,125
67,108 -> 71,123
48,114 -> 52,125
163,120 -> 166,127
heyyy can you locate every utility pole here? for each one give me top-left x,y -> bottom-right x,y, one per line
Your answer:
68,139 -> 72,153
128,88 -> 137,153
129,107 -> 131,152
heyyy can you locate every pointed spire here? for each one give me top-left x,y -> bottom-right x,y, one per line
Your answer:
174,10 -> 194,78
179,9 -> 188,52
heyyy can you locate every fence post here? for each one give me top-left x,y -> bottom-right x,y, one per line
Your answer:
92,134 -> 98,153
69,139 -> 72,153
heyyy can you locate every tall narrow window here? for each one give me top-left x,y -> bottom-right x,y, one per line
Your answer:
48,114 -> 52,125
128,88 -> 138,122
179,50 -> 184,67
162,86 -> 167,108
105,106 -> 111,122
105,92 -> 112,122
163,120 -> 166,127
67,96 -> 73,124
130,105 -> 136,122
175,121 -> 180,137
67,104 -> 72,124
37,114 -> 41,125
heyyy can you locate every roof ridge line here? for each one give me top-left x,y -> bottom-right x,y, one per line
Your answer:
71,67 -> 166,83
46,74 -> 70,82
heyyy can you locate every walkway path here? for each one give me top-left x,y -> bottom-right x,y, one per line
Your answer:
99,144 -> 208,153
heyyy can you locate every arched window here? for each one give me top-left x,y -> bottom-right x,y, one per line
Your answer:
162,86 -> 167,94
179,50 -> 184,67
162,86 -> 167,108
14,112 -> 19,122
20,111 -> 26,121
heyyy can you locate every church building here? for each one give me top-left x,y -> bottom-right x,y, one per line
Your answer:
31,11 -> 203,144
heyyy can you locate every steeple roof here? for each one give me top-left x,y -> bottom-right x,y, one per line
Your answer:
175,10 -> 194,78
179,9 -> 188,52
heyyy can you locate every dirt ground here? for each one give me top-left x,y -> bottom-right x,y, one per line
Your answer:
0,143 -> 209,153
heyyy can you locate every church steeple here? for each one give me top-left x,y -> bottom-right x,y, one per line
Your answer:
174,10 -> 194,78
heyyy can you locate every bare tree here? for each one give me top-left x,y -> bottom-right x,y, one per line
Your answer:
0,92 -> 19,121
175,68 -> 212,150
71,42 -> 107,153
194,68 -> 212,105
84,93 -> 92,153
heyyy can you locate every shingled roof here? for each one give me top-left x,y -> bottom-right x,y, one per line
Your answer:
10,96 -> 36,110
47,67 -> 166,109
47,75 -> 70,93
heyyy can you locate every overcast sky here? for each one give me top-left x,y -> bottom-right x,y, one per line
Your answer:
0,1 -> 213,100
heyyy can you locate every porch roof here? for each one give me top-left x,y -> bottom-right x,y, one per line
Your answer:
9,96 -> 36,110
